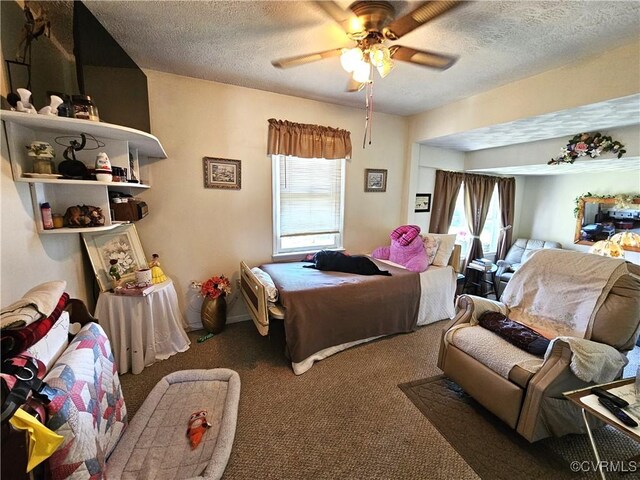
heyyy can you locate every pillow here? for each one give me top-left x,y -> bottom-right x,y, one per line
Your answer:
478,311 -> 550,356
423,236 -> 440,265
251,267 -> 278,302
423,233 -> 457,266
26,311 -> 70,370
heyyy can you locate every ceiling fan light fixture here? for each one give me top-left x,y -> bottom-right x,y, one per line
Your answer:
352,60 -> 371,83
340,47 -> 364,73
376,60 -> 394,78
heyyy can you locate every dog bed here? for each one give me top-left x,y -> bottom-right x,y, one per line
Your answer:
107,369 -> 240,479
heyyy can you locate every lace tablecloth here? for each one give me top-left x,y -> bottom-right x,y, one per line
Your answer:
95,279 -> 190,374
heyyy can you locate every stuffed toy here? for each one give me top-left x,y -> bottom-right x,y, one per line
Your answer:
371,225 -> 430,273
186,410 -> 212,449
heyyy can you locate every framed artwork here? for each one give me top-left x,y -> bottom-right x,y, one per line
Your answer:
203,157 -> 241,190
364,168 -> 387,192
82,224 -> 148,292
415,193 -> 432,212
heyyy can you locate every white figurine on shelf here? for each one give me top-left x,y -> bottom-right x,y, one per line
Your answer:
16,88 -> 37,114
38,95 -> 63,116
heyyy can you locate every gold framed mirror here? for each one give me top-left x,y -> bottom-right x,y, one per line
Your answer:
574,196 -> 640,252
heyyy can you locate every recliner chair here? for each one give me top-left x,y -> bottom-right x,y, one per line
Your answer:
495,238 -> 561,297
438,251 -> 640,442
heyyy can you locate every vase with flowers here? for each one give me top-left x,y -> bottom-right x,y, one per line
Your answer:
198,275 -> 232,334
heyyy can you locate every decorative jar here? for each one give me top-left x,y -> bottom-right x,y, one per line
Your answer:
201,295 -> 227,334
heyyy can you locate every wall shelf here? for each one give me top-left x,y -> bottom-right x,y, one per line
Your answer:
2,110 -> 166,234
15,177 -> 151,188
0,110 -> 167,158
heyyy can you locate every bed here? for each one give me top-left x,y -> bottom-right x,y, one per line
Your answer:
240,245 -> 460,374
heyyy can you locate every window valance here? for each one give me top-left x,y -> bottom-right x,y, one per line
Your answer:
267,119 -> 352,160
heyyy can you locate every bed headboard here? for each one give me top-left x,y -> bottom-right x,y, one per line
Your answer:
449,244 -> 462,273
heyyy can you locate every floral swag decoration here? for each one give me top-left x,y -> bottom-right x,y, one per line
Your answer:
549,132 -> 626,165
195,275 -> 232,299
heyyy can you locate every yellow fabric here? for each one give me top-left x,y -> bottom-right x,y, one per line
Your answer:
9,408 -> 64,472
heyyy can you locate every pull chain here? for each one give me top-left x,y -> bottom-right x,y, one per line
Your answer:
362,65 -> 374,148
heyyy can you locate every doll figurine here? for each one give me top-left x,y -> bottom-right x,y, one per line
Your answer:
149,254 -> 168,284
109,259 -> 121,288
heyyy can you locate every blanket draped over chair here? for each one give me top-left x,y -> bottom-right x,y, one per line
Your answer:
501,249 -> 627,339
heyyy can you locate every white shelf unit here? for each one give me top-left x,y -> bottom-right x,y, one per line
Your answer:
2,111 -> 166,234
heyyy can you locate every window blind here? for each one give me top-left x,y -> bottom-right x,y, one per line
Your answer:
278,156 -> 343,237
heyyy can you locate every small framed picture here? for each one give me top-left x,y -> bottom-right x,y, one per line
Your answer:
415,193 -> 432,212
203,157 -> 241,190
365,168 -> 387,192
82,224 -> 148,292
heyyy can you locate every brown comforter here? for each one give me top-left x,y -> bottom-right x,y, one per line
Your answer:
261,259 -> 420,363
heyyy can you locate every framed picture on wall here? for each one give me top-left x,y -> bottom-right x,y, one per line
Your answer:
364,168 -> 387,192
82,224 -> 148,292
415,193 -> 432,212
203,157 -> 241,190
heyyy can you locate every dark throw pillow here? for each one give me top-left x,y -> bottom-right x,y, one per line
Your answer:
478,311 -> 550,356
303,250 -> 392,276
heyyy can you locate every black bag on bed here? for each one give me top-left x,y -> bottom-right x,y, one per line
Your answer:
303,251 -> 391,276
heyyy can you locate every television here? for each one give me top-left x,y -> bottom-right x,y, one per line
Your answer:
1,0 -> 150,133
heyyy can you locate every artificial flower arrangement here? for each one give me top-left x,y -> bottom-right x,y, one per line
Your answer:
549,132 -> 625,165
197,275 -> 232,299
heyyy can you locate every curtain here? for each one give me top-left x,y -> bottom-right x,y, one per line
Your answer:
463,173 -> 497,267
496,177 -> 516,260
267,119 -> 352,160
428,170 -> 464,233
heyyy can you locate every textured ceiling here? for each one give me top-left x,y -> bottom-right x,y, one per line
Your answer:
84,0 -> 640,117
422,94 -> 640,151
468,156 -> 640,176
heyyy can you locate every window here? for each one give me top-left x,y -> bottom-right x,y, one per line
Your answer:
448,183 -> 501,258
272,155 -> 345,255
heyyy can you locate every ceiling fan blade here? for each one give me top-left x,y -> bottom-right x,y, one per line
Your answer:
272,48 -> 343,69
346,77 -> 366,93
383,1 -> 461,40
314,1 -> 364,35
390,45 -> 458,70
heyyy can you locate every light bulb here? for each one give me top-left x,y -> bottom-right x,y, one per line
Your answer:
352,60 -> 371,83
369,44 -> 389,67
340,48 -> 363,73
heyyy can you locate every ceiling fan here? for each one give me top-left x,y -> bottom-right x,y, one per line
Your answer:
272,1 -> 463,91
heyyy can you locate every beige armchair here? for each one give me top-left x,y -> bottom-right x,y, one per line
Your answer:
438,251 -> 640,442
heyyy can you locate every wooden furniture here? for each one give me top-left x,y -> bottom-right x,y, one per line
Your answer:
463,262 -> 497,298
1,111 -> 166,234
564,378 -> 639,480
94,279 -> 190,374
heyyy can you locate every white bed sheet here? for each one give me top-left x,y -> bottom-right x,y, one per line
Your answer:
291,261 -> 456,374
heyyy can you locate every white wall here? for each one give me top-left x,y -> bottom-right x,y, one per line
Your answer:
519,172 -> 640,264
0,129 -> 94,306
137,70 -> 409,320
407,145 -> 465,230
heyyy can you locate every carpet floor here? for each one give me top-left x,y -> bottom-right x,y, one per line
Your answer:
119,320 -> 639,479
400,375 -> 640,480
119,320 -> 479,479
